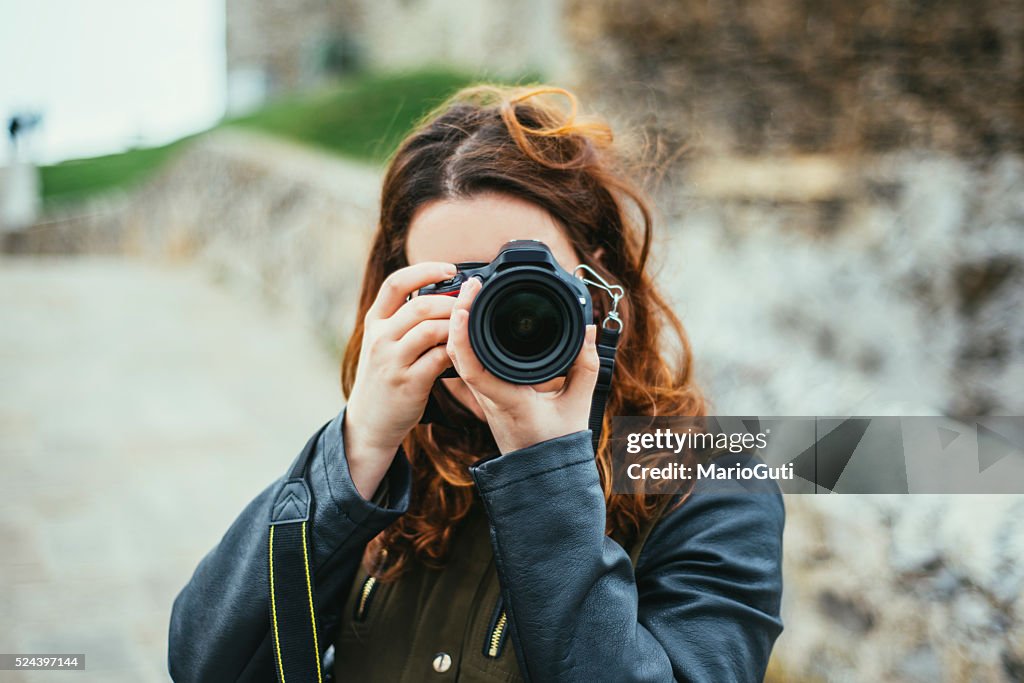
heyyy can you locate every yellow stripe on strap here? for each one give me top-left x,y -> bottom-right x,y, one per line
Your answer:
301,520 -> 323,682
269,525 -> 286,683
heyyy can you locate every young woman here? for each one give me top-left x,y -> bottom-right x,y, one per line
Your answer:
168,85 -> 784,682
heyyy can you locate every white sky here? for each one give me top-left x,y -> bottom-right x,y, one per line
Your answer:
0,0 -> 225,164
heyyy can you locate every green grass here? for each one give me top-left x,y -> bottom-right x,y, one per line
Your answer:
225,68 -> 499,164
40,139 -> 189,207
40,68 -> 534,207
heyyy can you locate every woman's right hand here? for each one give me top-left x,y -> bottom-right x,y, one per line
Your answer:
343,261 -> 458,501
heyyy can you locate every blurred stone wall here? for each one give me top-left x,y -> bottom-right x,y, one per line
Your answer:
655,152 -> 1023,419
564,0 -> 1024,419
778,494 -> 1024,683
565,0 -> 1023,156
562,3 -> 1024,682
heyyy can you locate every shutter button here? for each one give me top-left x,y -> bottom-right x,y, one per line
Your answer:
432,652 -> 452,673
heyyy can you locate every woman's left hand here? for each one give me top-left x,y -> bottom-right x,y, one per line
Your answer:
446,276 -> 601,454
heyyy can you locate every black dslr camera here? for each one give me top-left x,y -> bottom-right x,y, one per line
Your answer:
417,240 -> 593,384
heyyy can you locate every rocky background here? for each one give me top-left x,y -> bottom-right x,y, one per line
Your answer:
5,2 -> 1023,681
563,2 -> 1024,681
565,0 -> 1024,418
564,0 -> 1023,157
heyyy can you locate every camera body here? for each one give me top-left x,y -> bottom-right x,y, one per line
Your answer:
417,240 -> 592,384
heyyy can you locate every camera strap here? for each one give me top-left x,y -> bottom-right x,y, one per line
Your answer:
268,421 -> 331,683
575,263 -> 625,453
587,324 -> 621,453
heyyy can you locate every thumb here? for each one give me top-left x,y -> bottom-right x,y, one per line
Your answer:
561,324 -> 600,402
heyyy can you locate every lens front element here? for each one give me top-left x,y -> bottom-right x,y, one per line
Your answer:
490,286 -> 565,361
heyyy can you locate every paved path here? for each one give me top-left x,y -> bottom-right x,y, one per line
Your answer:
0,255 -> 345,682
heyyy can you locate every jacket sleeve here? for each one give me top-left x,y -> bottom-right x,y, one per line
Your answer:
467,430 -> 784,683
168,406 -> 412,682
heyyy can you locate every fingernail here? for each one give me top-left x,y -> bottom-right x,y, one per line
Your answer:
444,263 -> 457,275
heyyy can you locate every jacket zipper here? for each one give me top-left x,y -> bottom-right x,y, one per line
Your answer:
484,596 -> 509,658
353,575 -> 378,622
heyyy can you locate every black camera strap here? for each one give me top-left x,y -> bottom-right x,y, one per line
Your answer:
269,422 -> 330,683
575,263 -> 625,453
588,324 -> 621,452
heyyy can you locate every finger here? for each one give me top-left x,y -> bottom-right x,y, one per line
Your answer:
451,273 -> 480,317
407,345 -> 453,384
446,306 -> 482,380
366,262 -> 457,321
384,293 -> 456,340
446,301 -> 506,397
446,277 -> 483,379
395,318 -> 450,366
560,324 -> 600,402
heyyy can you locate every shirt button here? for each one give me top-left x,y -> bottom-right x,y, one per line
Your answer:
432,652 -> 452,673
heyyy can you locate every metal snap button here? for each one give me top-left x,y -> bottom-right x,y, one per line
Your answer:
432,652 -> 452,673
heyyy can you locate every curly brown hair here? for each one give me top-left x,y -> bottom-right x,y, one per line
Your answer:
341,84 -> 706,581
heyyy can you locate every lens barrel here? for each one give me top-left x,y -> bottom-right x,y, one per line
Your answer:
469,267 -> 587,384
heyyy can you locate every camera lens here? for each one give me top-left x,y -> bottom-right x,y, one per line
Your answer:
468,265 -> 589,385
489,286 -> 565,361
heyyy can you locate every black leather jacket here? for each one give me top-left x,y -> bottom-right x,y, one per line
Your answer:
168,408 -> 784,681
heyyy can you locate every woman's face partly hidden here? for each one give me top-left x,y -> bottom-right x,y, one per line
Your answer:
404,192 -> 582,422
